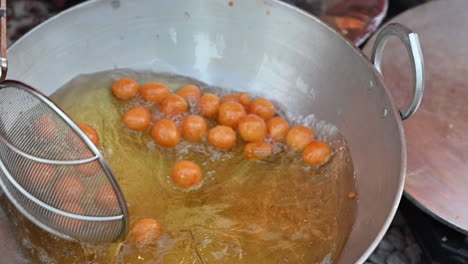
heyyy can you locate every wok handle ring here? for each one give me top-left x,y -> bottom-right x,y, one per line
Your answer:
371,23 -> 424,121
0,0 -> 7,82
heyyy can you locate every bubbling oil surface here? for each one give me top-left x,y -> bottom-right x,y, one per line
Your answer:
13,70 -> 357,264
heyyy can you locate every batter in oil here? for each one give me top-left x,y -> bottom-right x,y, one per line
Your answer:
9,69 -> 357,264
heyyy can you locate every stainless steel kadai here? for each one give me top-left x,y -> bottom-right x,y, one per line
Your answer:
1,0 -> 424,263
0,0 -> 128,243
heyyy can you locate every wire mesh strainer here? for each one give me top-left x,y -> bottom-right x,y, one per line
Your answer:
0,81 -> 129,243
0,0 -> 128,243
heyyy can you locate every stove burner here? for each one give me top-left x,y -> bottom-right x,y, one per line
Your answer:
400,197 -> 468,264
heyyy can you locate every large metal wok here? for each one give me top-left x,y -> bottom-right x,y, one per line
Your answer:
0,0 -> 424,263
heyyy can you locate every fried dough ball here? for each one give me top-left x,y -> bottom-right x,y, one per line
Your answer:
238,114 -> 267,142
221,93 -> 241,104
54,175 -> 84,203
239,92 -> 251,107
248,98 -> 275,120
208,125 -> 237,150
171,160 -> 203,188
151,119 -> 180,148
160,94 -> 188,117
112,78 -> 139,100
217,101 -> 246,128
34,115 -> 58,141
139,82 -> 169,103
198,93 -> 221,118
78,123 -> 100,146
302,141 -> 332,167
244,141 -> 272,160
286,126 -> 315,151
221,93 -> 250,108
96,184 -> 119,210
28,163 -> 56,188
266,117 -> 289,141
175,85 -> 201,102
123,106 -> 152,131
76,161 -> 101,178
128,218 -> 163,244
181,115 -> 208,141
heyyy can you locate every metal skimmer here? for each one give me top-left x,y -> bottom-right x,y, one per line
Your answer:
0,0 -> 128,243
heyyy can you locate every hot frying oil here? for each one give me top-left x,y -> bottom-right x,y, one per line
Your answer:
13,70 -> 357,264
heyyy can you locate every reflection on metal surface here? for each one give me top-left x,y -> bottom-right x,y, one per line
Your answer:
283,0 -> 388,45
364,0 -> 468,234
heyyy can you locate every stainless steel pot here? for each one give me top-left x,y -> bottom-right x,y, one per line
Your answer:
0,0 -> 424,263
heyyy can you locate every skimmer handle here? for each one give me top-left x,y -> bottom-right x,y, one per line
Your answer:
0,0 -> 6,81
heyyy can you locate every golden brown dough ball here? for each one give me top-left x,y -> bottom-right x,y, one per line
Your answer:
286,125 -> 315,151
171,160 -> 203,188
302,141 -> 332,167
96,184 -> 119,210
139,82 -> 169,103
221,92 -> 250,108
238,92 -> 251,107
78,123 -> 100,146
248,98 -> 275,120
76,160 -> 101,178
54,175 -> 84,203
128,218 -> 163,244
266,117 -> 289,141
217,101 -> 246,128
208,125 -> 237,150
112,78 -> 139,100
238,114 -> 267,142
151,119 -> 180,148
221,93 -> 241,104
160,94 -> 188,117
34,115 -> 58,141
28,163 -> 56,188
244,141 -> 272,160
198,93 -> 221,118
175,85 -> 202,102
181,115 -> 208,141
122,106 -> 152,131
